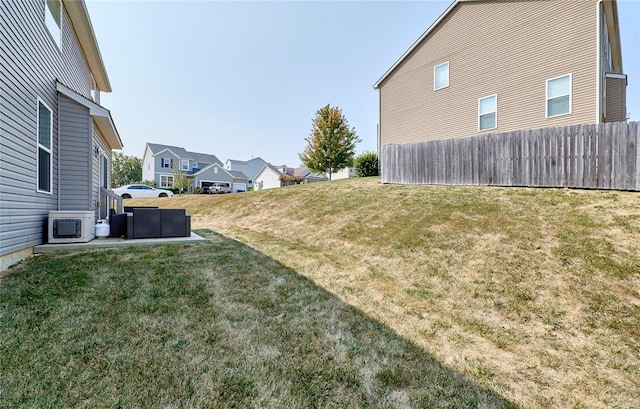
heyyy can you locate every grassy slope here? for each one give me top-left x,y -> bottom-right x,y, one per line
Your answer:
2,235 -> 513,408
133,178 -> 639,408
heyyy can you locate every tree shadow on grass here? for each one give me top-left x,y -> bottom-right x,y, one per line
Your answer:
0,230 -> 518,408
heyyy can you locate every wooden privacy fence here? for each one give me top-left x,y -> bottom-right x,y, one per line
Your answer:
381,121 -> 640,191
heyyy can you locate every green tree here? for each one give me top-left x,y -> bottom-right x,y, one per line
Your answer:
354,151 -> 379,177
299,104 -> 361,180
112,152 -> 142,187
173,171 -> 192,195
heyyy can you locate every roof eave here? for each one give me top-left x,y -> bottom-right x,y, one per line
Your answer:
63,0 -> 112,92
94,115 -> 123,150
603,0 -> 623,73
373,0 -> 461,89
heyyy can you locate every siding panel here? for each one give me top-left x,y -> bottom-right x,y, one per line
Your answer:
59,95 -> 91,211
605,75 -> 627,122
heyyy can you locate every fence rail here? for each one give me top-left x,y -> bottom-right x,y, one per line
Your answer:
381,121 -> 640,191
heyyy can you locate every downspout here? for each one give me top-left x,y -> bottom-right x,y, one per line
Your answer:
596,0 -> 603,124
377,87 -> 382,181
57,93 -> 61,210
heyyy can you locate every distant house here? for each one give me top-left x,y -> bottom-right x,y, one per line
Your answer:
0,0 -> 123,270
293,166 -> 329,184
142,143 -> 223,189
254,165 -> 327,190
224,157 -> 269,190
374,0 -> 626,150
192,163 -> 248,193
254,165 -> 290,191
330,167 -> 356,180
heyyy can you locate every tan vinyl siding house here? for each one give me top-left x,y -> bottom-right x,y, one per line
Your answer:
375,0 -> 626,148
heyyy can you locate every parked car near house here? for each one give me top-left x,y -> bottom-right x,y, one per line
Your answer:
204,183 -> 232,194
113,184 -> 174,199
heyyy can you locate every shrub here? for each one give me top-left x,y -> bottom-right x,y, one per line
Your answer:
354,151 -> 379,177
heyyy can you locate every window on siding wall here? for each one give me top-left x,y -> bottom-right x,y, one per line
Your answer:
434,62 -> 449,90
478,95 -> 497,131
101,154 -> 108,189
91,75 -> 99,103
37,100 -> 53,193
182,159 -> 189,171
546,74 -> 571,117
160,175 -> 174,188
44,0 -> 61,49
161,157 -> 173,168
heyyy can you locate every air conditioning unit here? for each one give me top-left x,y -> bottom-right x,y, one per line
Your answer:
48,211 -> 96,243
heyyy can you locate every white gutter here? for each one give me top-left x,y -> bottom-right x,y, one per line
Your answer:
57,97 -> 61,210
63,0 -> 111,92
377,89 -> 381,172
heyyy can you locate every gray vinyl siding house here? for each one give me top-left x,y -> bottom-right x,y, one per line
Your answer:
142,143 -> 223,189
0,0 -> 122,271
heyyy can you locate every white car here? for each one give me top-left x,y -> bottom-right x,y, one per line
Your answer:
112,184 -> 174,199
205,183 -> 232,194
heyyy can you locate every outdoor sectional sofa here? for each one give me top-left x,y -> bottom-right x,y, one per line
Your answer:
110,207 -> 191,239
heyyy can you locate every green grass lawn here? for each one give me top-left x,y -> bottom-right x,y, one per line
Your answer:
2,177 -> 640,408
1,231 -> 514,408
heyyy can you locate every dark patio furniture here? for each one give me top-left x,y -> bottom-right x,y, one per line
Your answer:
110,208 -> 191,239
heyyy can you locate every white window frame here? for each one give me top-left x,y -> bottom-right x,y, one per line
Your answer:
181,159 -> 189,171
159,174 -> 174,188
37,98 -> 53,194
434,61 -> 449,90
90,75 -> 99,103
44,0 -> 61,49
478,94 -> 498,131
99,151 -> 108,189
546,74 -> 572,118
161,157 -> 173,168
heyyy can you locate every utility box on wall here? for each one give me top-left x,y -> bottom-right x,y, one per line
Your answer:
48,211 -> 96,243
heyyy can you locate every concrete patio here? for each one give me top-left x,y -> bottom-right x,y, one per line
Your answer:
34,232 -> 206,254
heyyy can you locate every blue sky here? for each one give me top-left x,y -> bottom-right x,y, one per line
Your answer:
86,0 -> 639,167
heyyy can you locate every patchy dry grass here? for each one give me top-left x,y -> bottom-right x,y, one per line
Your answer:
131,178 -> 640,408
1,231 -> 513,407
